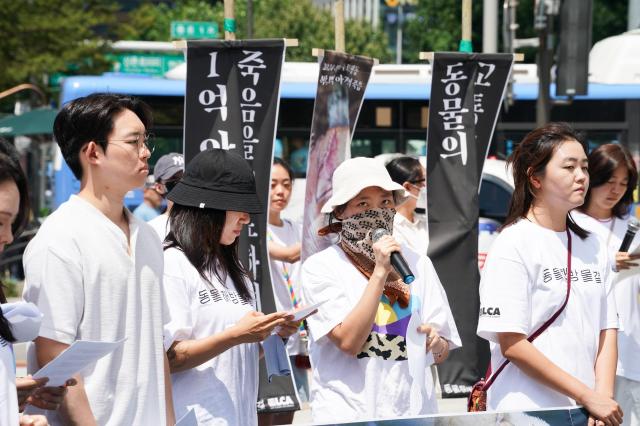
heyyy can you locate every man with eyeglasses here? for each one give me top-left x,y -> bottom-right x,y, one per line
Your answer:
148,153 -> 184,239
22,93 -> 175,425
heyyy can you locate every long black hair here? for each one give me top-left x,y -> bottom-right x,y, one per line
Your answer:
504,122 -> 589,239
0,138 -> 30,342
385,156 -> 423,186
165,205 -> 252,301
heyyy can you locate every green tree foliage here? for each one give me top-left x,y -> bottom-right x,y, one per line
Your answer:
120,0 -> 392,62
403,0 -> 629,63
0,0 -> 118,94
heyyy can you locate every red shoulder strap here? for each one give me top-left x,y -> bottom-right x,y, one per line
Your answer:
482,229 -> 572,390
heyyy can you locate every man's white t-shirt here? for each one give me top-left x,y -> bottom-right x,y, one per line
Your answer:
268,220 -> 305,355
572,211 -> 640,381
149,212 -> 170,240
477,219 -> 619,411
22,195 -> 168,426
393,213 -> 428,256
163,247 -> 259,426
301,244 -> 461,424
0,335 -> 18,426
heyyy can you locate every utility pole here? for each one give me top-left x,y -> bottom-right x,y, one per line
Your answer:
629,0 -> 640,30
247,0 -> 253,38
483,0 -> 498,53
396,4 -> 404,63
535,1 -> 554,127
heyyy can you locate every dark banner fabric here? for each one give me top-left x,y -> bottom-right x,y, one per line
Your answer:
183,39 -> 299,412
301,51 -> 374,261
426,52 -> 513,397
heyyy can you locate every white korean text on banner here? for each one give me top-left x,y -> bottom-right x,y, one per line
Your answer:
183,39 -> 298,413
301,51 -> 374,261
426,52 -> 514,397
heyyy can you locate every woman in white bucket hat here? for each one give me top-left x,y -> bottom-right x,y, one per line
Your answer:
300,157 -> 461,423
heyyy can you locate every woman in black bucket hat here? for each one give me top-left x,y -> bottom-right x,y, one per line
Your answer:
161,149 -> 298,426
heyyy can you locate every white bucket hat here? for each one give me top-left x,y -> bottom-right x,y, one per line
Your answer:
320,157 -> 408,213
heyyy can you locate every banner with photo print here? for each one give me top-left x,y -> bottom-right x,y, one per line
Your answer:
301,51 -> 374,261
426,52 -> 513,397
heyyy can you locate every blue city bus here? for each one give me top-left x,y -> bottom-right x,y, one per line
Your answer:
52,62 -> 640,210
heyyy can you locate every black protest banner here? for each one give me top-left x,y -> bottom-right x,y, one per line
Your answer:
426,52 -> 513,397
183,39 -> 299,413
301,51 -> 374,261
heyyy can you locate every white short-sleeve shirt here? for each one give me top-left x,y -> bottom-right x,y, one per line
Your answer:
301,244 -> 461,423
0,335 -> 18,426
22,195 -> 168,426
163,247 -> 259,426
572,211 -> 640,381
477,219 -> 618,411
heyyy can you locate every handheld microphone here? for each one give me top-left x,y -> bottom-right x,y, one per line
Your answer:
619,218 -> 640,252
371,228 -> 415,284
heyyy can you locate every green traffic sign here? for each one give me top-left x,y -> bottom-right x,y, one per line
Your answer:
111,54 -> 184,77
170,21 -> 219,39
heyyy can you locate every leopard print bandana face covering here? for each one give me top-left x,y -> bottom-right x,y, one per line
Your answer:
339,208 -> 395,262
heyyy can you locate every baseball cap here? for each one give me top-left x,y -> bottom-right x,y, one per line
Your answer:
154,153 -> 184,182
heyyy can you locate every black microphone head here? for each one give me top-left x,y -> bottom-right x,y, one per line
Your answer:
629,218 -> 640,233
371,228 -> 390,243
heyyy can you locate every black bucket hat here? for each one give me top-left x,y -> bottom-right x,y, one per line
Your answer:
167,149 -> 263,214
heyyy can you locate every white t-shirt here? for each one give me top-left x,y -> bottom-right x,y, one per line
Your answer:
22,195 -> 168,426
268,220 -> 305,355
149,212 -> 170,240
572,211 -> 640,381
1,335 -> 18,426
393,213 -> 428,256
163,247 -> 259,426
477,219 -> 619,411
301,245 -> 461,424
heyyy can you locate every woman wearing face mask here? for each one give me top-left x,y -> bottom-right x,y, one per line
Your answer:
301,157 -> 461,423
386,156 -> 428,255
476,123 -> 622,426
572,144 -> 640,426
0,139 -> 73,426
267,157 -> 310,404
161,149 -> 299,426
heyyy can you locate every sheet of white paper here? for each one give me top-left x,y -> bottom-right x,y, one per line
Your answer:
175,408 -> 197,426
289,299 -> 327,322
33,338 -> 126,386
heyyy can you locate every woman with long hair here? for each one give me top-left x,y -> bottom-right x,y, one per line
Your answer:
572,143 -> 640,425
0,138 -> 71,426
385,156 -> 428,254
301,157 -> 460,423
267,157 -> 310,404
477,123 -> 622,425
161,149 -> 299,425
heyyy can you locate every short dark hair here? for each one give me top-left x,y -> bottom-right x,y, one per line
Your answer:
581,144 -> 638,219
0,138 -> 30,342
386,157 -> 423,185
273,157 -> 294,182
165,205 -> 252,302
504,122 -> 589,239
54,93 -> 152,180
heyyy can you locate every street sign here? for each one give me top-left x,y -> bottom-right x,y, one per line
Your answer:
170,21 -> 219,39
111,54 -> 184,77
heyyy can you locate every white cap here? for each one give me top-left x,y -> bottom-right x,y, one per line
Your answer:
320,157 -> 408,213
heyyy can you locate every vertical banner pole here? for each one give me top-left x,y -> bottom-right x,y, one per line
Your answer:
459,0 -> 473,52
334,0 -> 346,52
224,0 -> 236,41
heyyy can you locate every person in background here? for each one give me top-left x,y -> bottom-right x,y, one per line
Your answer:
385,156 -> 428,255
133,174 -> 163,221
572,143 -> 640,425
22,93 -> 175,425
161,149 -> 300,426
0,138 -> 72,426
148,152 -> 184,239
301,157 -> 460,424
477,123 -> 622,426
267,157 -> 310,404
